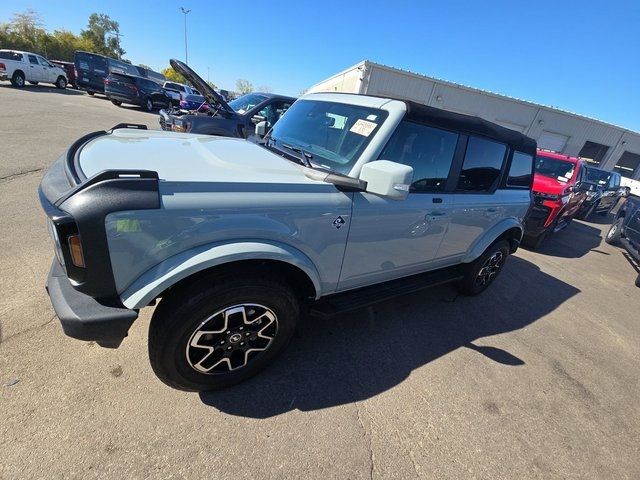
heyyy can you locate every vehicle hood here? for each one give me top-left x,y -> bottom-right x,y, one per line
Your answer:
78,129 -> 320,185
532,173 -> 570,195
169,58 -> 233,114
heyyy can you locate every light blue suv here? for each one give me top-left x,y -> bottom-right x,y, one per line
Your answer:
39,93 -> 536,391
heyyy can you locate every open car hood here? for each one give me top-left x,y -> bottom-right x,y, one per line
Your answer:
170,58 -> 234,114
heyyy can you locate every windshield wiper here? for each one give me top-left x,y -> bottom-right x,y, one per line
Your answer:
281,143 -> 313,168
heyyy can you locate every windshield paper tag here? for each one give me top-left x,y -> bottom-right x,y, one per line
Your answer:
350,119 -> 377,137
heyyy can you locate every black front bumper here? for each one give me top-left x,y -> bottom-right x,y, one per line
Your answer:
524,203 -> 552,238
46,260 -> 138,348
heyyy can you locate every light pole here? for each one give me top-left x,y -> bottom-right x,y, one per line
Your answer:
111,31 -> 124,60
180,7 -> 191,64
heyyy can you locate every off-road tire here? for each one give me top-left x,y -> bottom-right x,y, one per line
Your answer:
605,218 -> 623,245
149,270 -> 300,391
456,240 -> 510,296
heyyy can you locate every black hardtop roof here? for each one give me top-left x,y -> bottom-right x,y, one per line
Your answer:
107,71 -> 145,81
248,92 -> 297,102
315,92 -> 537,154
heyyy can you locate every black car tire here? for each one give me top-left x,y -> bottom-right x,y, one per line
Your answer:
456,240 -> 510,296
605,218 -> 623,245
635,273 -> 640,288
144,97 -> 154,112
111,99 -> 122,106
87,90 -> 95,96
11,71 -> 25,88
148,270 -> 300,391
55,76 -> 67,89
576,202 -> 597,220
28,81 -> 38,85
522,228 -> 549,249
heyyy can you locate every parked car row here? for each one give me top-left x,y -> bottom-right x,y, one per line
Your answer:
606,194 -> 640,287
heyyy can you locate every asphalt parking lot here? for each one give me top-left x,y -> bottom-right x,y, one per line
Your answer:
1,85 -> 639,480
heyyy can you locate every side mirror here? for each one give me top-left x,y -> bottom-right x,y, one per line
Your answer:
360,160 -> 413,200
254,120 -> 268,138
619,186 -> 631,198
251,114 -> 266,125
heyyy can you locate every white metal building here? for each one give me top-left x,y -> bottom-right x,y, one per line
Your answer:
308,61 -> 640,179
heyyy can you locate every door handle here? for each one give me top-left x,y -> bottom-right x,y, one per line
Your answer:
486,208 -> 498,213
426,211 -> 447,221
432,197 -> 443,204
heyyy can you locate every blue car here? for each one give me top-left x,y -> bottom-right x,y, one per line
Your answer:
179,94 -> 209,112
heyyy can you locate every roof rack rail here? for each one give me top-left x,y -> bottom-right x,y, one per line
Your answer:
110,123 -> 148,131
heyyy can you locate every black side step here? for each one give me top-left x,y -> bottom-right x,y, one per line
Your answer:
311,266 -> 464,319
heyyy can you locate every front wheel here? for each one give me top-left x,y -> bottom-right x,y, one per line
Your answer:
111,99 -> 122,106
149,271 -> 300,391
605,218 -> 623,245
87,90 -> 95,96
457,240 -> 510,296
144,97 -> 154,112
55,76 -> 67,89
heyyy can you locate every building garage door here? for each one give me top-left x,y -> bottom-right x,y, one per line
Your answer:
614,151 -> 640,178
537,131 -> 569,152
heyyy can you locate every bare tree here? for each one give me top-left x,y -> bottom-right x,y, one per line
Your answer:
235,79 -> 253,94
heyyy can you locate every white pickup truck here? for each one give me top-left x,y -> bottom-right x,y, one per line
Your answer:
0,49 -> 68,89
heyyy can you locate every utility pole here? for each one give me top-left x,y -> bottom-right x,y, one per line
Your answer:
109,31 -> 124,59
180,7 -> 191,64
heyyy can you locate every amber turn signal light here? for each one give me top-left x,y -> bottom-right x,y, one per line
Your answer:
68,235 -> 85,268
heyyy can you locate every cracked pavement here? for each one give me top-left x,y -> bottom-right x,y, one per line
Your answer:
1,85 -> 639,479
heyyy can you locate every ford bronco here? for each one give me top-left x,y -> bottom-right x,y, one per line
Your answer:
39,92 -> 536,391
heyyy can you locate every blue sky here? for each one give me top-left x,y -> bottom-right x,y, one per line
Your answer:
2,0 -> 639,130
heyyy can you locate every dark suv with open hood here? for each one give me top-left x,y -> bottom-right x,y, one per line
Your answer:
159,59 -> 295,138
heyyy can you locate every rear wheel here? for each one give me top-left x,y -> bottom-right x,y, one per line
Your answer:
457,240 -> 510,296
149,271 -> 300,391
87,90 -> 95,96
55,76 -> 67,89
111,99 -> 122,106
11,71 -> 25,88
605,218 -> 623,245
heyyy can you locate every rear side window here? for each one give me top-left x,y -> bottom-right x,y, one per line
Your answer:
507,151 -> 534,188
0,51 -> 23,61
75,52 -> 107,73
379,121 -> 458,192
109,73 -> 135,84
457,136 -> 507,192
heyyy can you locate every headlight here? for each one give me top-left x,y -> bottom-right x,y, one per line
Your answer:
172,119 -> 190,132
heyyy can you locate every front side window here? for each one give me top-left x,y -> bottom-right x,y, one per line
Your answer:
379,121 -> 458,192
28,55 -> 38,65
534,156 -> 575,183
507,151 -> 534,188
37,56 -> 50,67
268,100 -> 387,173
457,136 -> 507,191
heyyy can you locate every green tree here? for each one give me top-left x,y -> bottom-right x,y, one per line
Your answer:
161,66 -> 186,83
236,79 -> 253,94
81,13 -> 125,59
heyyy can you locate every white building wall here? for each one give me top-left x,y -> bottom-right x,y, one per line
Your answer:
308,61 -> 640,179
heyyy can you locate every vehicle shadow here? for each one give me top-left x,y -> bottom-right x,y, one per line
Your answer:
528,220 -> 603,258
0,84 -> 84,95
200,256 -> 579,417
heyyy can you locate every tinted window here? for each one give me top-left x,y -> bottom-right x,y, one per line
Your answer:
457,136 -> 506,191
379,121 -> 458,192
108,59 -> 139,76
28,55 -> 38,65
75,52 -> 107,73
0,51 -> 23,61
507,151 -> 533,188
108,73 -> 134,84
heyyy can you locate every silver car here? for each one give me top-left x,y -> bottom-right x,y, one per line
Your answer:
39,93 -> 536,391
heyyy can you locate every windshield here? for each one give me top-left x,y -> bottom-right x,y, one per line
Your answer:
268,100 -> 388,174
228,93 -> 268,114
586,168 -> 611,186
534,156 -> 575,183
